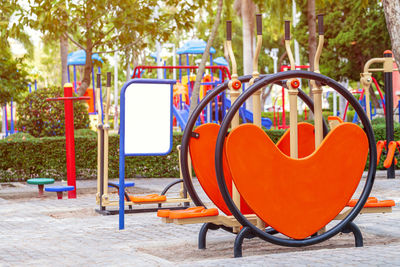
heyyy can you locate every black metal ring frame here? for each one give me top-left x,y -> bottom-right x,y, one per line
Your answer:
215,70 -> 377,247
181,74 -> 329,209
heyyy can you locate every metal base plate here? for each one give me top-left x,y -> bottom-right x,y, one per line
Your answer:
95,205 -> 189,216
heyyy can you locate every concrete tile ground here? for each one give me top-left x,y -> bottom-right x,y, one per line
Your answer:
0,173 -> 399,266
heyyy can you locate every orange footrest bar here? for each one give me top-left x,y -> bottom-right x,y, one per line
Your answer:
157,207 -> 205,218
159,206 -> 219,219
169,207 -> 218,219
376,140 -> 385,165
129,194 -> 167,203
347,197 -> 395,207
347,197 -> 377,206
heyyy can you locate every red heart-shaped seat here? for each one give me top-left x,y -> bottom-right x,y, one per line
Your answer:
225,123 -> 368,239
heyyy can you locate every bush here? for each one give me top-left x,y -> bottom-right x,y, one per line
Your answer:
75,129 -> 97,137
1,125 -> 399,182
17,87 -> 90,137
3,132 -> 35,141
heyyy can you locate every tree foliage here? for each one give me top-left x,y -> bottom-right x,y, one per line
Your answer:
0,1 -> 30,105
294,0 -> 391,81
22,0 -> 202,95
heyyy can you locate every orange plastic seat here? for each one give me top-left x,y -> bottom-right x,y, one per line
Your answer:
157,206 -> 204,218
328,116 -> 344,123
347,197 -> 395,207
168,207 -> 219,219
129,194 -> 166,203
226,123 -> 368,239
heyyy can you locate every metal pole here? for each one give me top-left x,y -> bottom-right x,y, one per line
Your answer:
172,44 -> 176,80
333,91 -> 337,116
384,51 -> 395,179
292,0 -> 302,114
156,42 -> 162,79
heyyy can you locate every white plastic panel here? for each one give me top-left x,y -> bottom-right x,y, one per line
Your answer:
124,83 -> 172,155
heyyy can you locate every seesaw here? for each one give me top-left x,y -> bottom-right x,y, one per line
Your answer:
95,74 -> 191,217
160,15 -> 394,257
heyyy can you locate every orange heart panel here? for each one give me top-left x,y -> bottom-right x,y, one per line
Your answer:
225,123 -> 368,239
189,123 -> 253,215
189,122 -> 316,216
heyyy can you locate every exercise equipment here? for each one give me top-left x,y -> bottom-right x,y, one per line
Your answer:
214,16 -> 389,257
161,14 -> 393,258
362,52 -> 399,178
113,78 -> 192,228
46,84 -> 90,199
27,178 -> 55,197
160,14 -> 328,248
45,186 -> 75,199
95,75 -> 191,217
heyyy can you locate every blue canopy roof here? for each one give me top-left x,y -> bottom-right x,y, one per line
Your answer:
214,57 -> 228,66
67,50 -> 104,66
177,40 -> 216,55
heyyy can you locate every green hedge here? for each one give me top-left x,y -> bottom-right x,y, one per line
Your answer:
1,124 -> 400,182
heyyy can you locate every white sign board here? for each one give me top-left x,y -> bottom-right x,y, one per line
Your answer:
124,82 -> 172,155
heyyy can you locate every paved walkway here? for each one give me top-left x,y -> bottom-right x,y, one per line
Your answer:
0,173 -> 399,266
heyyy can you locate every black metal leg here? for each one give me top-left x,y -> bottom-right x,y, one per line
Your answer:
342,221 -> 363,247
198,223 -> 220,249
234,226 -> 252,258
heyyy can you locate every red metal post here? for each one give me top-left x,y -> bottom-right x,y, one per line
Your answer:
46,83 -> 90,199
64,84 -> 77,198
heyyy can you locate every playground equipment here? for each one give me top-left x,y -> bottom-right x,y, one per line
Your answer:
67,50 -> 104,115
159,15 -> 393,258
275,64 -> 310,129
342,76 -> 386,123
132,39 -> 273,130
97,76 -> 190,220
27,178 -> 55,197
1,102 -> 16,137
361,51 -> 398,179
46,84 -> 90,199
45,186 -> 75,199
160,13 -> 323,247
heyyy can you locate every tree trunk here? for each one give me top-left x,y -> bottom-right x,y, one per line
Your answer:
240,0 -> 256,111
189,0 -> 223,116
60,34 -> 69,87
126,49 -> 131,81
382,0 -> 400,69
77,39 -> 93,96
307,0 -> 316,72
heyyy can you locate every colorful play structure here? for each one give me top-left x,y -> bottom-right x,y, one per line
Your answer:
67,50 -> 104,115
132,39 -> 273,130
153,15 -> 394,257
